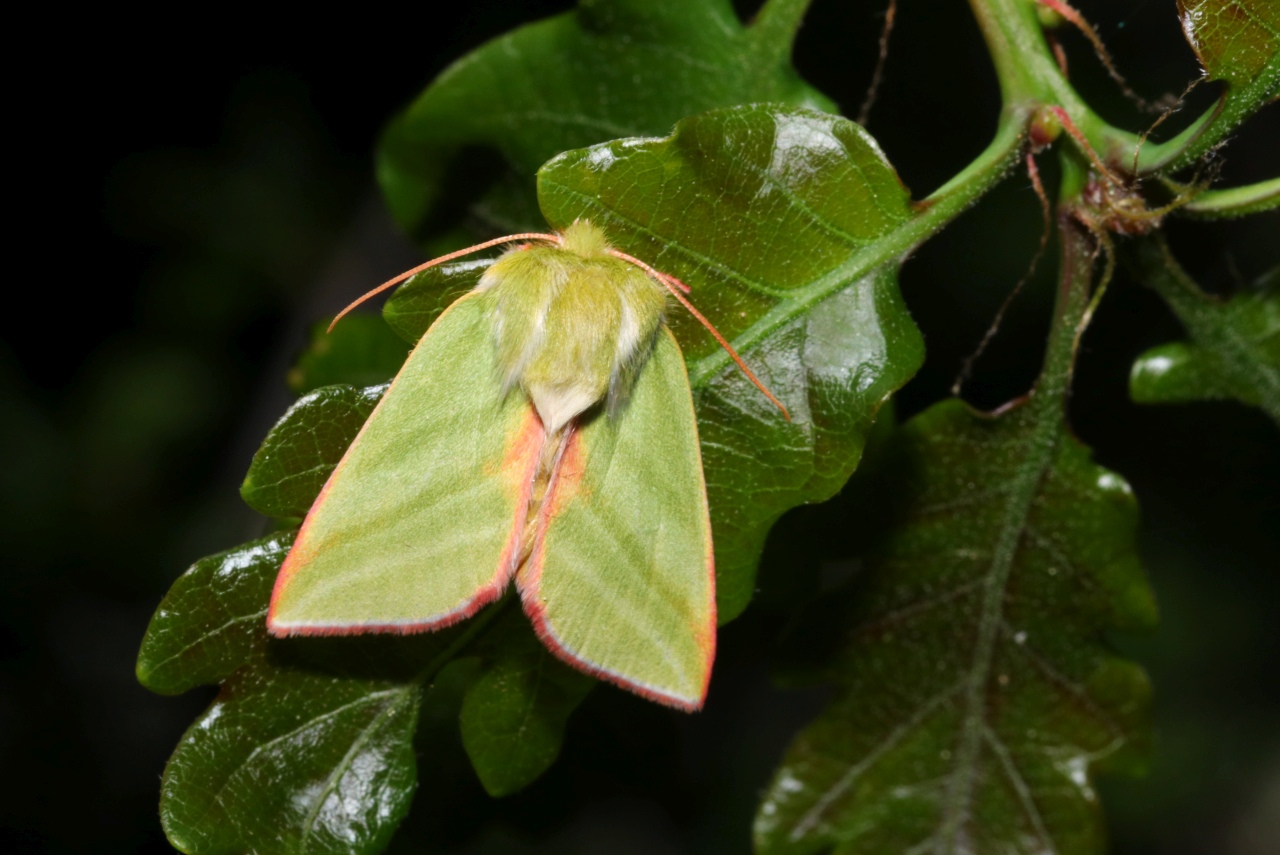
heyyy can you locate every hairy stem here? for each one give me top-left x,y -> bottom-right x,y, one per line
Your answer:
1037,154 -> 1096,412
1138,60 -> 1280,174
967,0 -> 1140,163
687,109 -> 1029,388
968,0 -> 1278,178
938,149 -> 1097,851
1178,176 -> 1280,220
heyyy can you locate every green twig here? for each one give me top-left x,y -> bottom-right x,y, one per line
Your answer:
1138,59 -> 1280,174
688,108 -> 1029,388
1178,176 -> 1280,220
1036,151 -> 1097,414
968,0 -> 1278,178
967,0 -> 1142,164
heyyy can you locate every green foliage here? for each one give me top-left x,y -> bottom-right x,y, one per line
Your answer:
139,527 -> 487,853
160,651 -> 423,855
378,0 -> 832,237
288,315 -> 409,395
137,0 -> 1280,853
755,399 -> 1155,854
459,612 -> 594,797
1177,0 -> 1280,88
137,532 -> 296,694
1129,240 -> 1280,426
384,258 -> 496,343
241,383 -> 386,520
1140,0 -> 1280,171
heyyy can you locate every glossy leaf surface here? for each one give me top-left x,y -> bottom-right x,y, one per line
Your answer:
460,612 -> 594,797
384,258 -> 495,344
137,531 -> 295,695
1177,0 -> 1280,88
390,105 -> 926,622
755,399 -> 1156,855
241,383 -> 387,520
162,653 -> 422,855
1130,240 -> 1279,426
268,296 -> 532,636
377,0 -> 833,237
288,315 -> 409,395
140,524 -> 479,854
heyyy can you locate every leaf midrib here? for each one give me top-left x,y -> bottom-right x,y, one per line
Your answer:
683,117 -> 1025,387
1151,241 -> 1280,423
934,405 -> 1064,854
196,687 -> 406,836
1192,305 -> 1280,420
141,608 -> 267,683
298,690 -> 414,855
537,108 -> 1024,392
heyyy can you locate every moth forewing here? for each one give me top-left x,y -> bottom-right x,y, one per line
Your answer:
267,294 -> 539,634
517,328 -> 715,710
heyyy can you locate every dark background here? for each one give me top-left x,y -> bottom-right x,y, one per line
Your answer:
3,1 -> 1277,852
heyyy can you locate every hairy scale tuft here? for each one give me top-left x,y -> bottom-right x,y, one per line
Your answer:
559,219 -> 612,258
477,221 -> 667,433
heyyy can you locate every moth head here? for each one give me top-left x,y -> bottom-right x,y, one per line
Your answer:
479,230 -> 667,433
327,218 -> 789,428
558,219 -> 612,259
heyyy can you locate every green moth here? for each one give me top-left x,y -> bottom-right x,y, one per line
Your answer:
268,220 -> 785,711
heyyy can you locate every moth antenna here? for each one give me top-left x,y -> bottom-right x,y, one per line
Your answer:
608,248 -> 791,421
327,232 -> 563,332
1037,0 -> 1159,113
657,271 -> 692,294
606,249 -> 688,293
